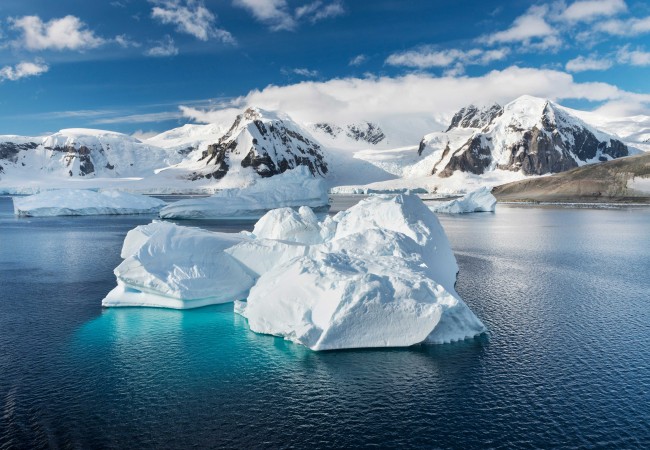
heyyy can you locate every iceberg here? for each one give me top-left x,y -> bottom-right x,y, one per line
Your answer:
235,195 -> 485,349
13,189 -> 166,217
429,187 -> 497,214
104,194 -> 486,349
103,221 -> 255,309
158,167 -> 329,219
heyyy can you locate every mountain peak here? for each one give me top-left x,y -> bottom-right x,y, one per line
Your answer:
446,103 -> 503,132
192,107 -> 328,181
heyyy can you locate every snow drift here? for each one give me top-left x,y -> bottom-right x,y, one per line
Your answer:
13,189 -> 166,217
104,194 -> 486,350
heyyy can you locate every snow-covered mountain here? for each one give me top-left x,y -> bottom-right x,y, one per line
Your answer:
420,95 -> 631,179
145,123 -> 230,156
0,129 -> 185,180
310,122 -> 386,146
1,97 -> 648,196
188,107 -> 328,181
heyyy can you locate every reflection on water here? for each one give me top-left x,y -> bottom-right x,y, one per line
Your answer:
1,196 -> 650,448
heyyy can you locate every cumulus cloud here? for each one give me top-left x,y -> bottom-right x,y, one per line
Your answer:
144,35 -> 179,57
0,60 -> 49,81
483,5 -> 558,47
10,15 -> 105,51
178,66 -> 650,141
151,0 -> 234,43
565,55 -> 613,72
558,0 -> 627,22
617,46 -> 650,66
595,15 -> 650,36
386,47 -> 509,69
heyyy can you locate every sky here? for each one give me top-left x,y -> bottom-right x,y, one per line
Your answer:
0,0 -> 650,137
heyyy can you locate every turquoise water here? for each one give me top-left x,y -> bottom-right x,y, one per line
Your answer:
1,196 -> 650,448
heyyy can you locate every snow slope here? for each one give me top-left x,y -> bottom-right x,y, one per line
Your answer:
0,129 -> 186,193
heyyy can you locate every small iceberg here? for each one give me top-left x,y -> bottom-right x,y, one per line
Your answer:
103,221 -> 254,309
158,167 -> 329,219
429,187 -> 497,214
13,189 -> 166,217
104,194 -> 487,350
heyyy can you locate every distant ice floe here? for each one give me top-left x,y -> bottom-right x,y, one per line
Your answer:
12,189 -> 166,217
104,194 -> 486,350
158,167 -> 329,219
428,187 -> 497,214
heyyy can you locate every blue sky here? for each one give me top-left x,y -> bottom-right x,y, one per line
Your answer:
1,0 -> 650,136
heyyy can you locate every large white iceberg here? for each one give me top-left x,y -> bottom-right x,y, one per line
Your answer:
235,195 -> 485,349
158,167 -> 329,219
104,194 -> 486,349
13,189 -> 166,217
428,187 -> 497,214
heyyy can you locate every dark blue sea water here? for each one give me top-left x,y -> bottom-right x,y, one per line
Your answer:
1,196 -> 649,449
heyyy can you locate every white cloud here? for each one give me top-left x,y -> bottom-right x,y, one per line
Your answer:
595,15 -> 650,36
559,0 -> 627,23
295,1 -> 345,23
10,15 -> 105,51
233,0 -> 296,31
178,66 -> 650,140
483,6 -> 558,46
349,54 -> 367,66
144,35 -> 179,57
386,47 -> 508,69
131,130 -> 160,140
234,0 -> 344,31
115,34 -> 141,48
151,0 -> 234,43
92,110 -> 183,124
0,60 -> 49,81
290,68 -> 319,77
617,46 -> 650,66
565,55 -> 613,72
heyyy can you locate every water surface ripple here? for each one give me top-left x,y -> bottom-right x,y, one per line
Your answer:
1,197 -> 649,448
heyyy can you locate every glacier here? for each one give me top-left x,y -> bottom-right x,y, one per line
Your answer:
104,194 -> 486,350
428,187 -> 497,214
158,167 -> 329,219
12,189 -> 167,217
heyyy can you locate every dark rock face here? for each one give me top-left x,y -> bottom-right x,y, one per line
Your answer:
314,122 -> 386,145
313,123 -> 341,137
417,139 -> 426,156
346,123 -> 386,145
49,145 -> 96,176
440,137 -> 493,177
192,109 -> 328,181
439,100 -> 629,177
446,104 -> 503,132
0,141 -> 38,163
